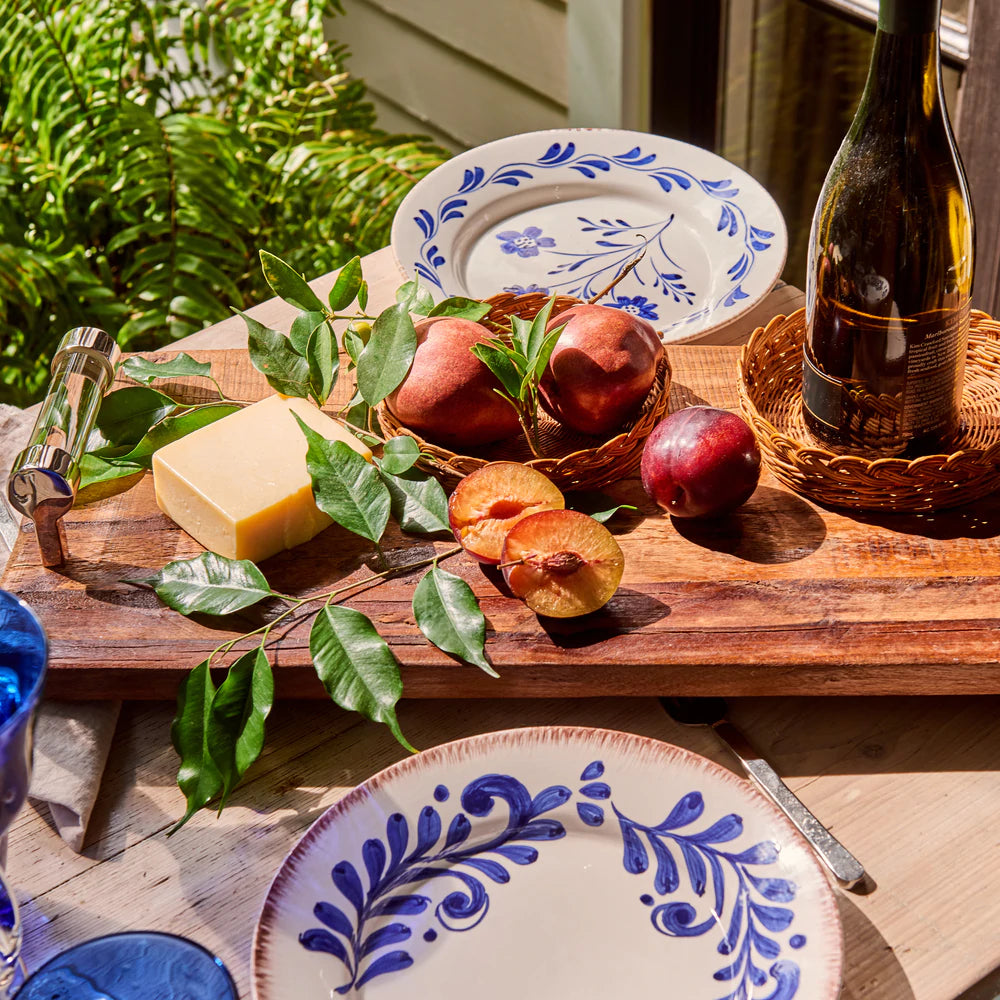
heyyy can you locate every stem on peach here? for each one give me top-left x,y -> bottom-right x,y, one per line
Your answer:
588,250 -> 646,305
517,404 -> 545,459
530,399 -> 543,456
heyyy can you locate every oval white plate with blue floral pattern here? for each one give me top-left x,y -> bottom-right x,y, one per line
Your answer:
390,129 -> 787,343
252,727 -> 842,1000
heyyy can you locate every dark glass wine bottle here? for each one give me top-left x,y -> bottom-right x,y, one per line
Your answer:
801,0 -> 974,458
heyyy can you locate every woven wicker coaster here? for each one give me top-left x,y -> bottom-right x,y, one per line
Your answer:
737,308 -> 1000,512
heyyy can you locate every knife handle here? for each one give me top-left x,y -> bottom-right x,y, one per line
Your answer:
713,721 -> 866,888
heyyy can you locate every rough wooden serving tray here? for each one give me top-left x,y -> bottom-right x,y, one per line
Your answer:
4,345 -> 1000,699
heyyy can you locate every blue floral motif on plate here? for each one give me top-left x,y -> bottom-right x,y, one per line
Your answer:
297,762 -> 806,997
253,728 -> 840,1000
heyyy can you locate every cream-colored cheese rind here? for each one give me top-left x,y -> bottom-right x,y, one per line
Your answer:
237,485 -> 333,563
152,394 -> 370,562
152,454 -> 239,559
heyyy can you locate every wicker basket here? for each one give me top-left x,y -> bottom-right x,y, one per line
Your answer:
737,308 -> 1000,512
376,293 -> 672,491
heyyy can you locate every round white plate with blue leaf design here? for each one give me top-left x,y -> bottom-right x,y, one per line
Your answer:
390,128 -> 788,343
252,727 -> 842,999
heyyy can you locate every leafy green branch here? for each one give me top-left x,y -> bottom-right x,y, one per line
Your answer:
470,295 -> 566,457
243,249 -> 491,445
122,346 -> 494,830
143,528 -> 478,834
80,355 -> 245,490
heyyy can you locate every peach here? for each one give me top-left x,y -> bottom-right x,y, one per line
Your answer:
385,316 -> 520,449
448,462 -> 564,564
539,304 -> 663,436
501,508 -> 624,617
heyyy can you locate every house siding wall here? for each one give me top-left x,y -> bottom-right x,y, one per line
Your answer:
331,0 -> 570,152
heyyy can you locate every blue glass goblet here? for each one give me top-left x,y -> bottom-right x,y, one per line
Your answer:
0,590 -> 47,998
0,590 -> 48,845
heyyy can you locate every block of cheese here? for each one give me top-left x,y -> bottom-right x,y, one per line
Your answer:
152,394 -> 372,562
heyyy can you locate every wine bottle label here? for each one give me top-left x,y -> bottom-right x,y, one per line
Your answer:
899,304 -> 968,438
802,303 -> 969,455
800,354 -> 845,432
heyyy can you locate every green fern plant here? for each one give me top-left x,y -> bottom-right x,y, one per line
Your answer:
0,0 -> 449,406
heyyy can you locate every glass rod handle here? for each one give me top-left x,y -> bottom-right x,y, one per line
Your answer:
7,328 -> 120,567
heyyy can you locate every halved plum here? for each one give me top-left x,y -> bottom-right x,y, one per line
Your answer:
447,462 -> 565,564
500,508 -> 624,617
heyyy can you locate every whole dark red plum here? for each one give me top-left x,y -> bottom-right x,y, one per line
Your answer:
539,304 -> 663,436
640,406 -> 761,518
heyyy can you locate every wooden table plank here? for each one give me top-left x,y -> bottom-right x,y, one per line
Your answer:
5,344 -> 1000,696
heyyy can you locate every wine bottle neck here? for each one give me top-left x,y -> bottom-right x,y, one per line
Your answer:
878,0 -> 941,35
859,2 -> 944,121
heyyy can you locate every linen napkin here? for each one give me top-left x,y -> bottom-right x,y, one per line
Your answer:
28,700 -> 121,851
1,402 -> 120,853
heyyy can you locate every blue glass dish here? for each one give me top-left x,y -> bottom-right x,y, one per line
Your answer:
0,591 -> 47,842
15,931 -> 238,1000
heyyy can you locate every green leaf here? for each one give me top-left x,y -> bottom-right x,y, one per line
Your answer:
412,565 -> 497,677
348,320 -> 373,345
95,386 -> 179,449
356,302 -> 417,405
524,295 -> 559,364
120,353 -> 213,387
342,326 -> 365,366
339,395 -> 383,448
134,551 -> 272,616
119,403 -> 240,466
207,647 -> 274,809
296,416 -> 391,544
470,343 -> 523,399
378,435 -> 421,475
259,250 -> 326,312
587,504 -> 638,523
289,310 -> 326,355
395,280 -> 434,315
328,256 -> 363,311
306,321 -> 338,406
244,312 -> 311,398
510,314 -> 534,359
518,367 -> 536,401
533,326 -> 565,380
78,452 -> 146,490
357,279 -> 369,312
309,604 -> 415,751
567,490 -> 639,523
429,297 -> 491,321
377,466 -> 451,536
168,658 -> 222,834
480,339 -> 524,364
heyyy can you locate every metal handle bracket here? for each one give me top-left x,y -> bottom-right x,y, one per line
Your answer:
6,327 -> 120,567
